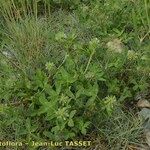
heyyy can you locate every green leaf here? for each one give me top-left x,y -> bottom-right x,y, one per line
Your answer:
45,86 -> 58,101
86,97 -> 95,107
38,105 -> 49,115
103,96 -> 116,116
56,67 -> 77,84
38,93 -> 57,116
51,126 -> 60,133
84,121 -> 91,128
34,69 -> 48,88
81,121 -> 90,135
39,93 -> 48,105
68,119 -> 74,127
66,88 -> 75,99
119,87 -> 132,102
31,124 -> 38,132
81,128 -> 87,135
85,82 -> 98,97
55,81 -> 62,95
76,85 -> 85,98
69,110 -> 76,119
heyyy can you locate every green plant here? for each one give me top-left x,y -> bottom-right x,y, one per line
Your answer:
94,109 -> 144,150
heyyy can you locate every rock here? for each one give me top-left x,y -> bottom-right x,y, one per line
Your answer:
137,100 -> 150,108
139,108 -> 150,121
145,130 -> 150,147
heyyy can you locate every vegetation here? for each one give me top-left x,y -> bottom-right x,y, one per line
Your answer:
0,0 -> 150,149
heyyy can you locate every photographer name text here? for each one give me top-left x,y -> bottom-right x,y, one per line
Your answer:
0,140 -> 92,147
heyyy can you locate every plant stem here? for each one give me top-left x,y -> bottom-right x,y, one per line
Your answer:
84,50 -> 95,74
